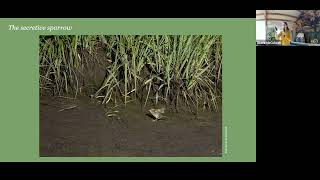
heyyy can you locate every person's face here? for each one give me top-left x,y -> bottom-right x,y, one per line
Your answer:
283,23 -> 288,29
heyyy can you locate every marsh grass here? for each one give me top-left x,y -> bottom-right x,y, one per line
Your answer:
39,35 -> 222,112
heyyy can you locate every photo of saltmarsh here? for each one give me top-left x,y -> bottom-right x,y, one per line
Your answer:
39,35 -> 222,157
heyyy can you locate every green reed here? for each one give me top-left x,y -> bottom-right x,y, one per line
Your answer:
40,35 -> 222,111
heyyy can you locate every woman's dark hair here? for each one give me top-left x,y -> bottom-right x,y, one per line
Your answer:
283,22 -> 290,32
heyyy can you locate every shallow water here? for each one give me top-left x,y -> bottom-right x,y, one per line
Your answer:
40,96 -> 222,157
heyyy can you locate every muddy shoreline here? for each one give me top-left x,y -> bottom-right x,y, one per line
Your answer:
40,96 -> 222,157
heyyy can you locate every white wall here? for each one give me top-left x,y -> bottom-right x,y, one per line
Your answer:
256,21 -> 266,40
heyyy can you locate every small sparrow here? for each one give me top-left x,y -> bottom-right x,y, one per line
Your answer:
148,107 -> 165,121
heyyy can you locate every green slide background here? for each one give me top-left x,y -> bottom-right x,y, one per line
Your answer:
0,18 -> 256,162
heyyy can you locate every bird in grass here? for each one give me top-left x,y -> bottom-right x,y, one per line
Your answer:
148,107 -> 166,122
